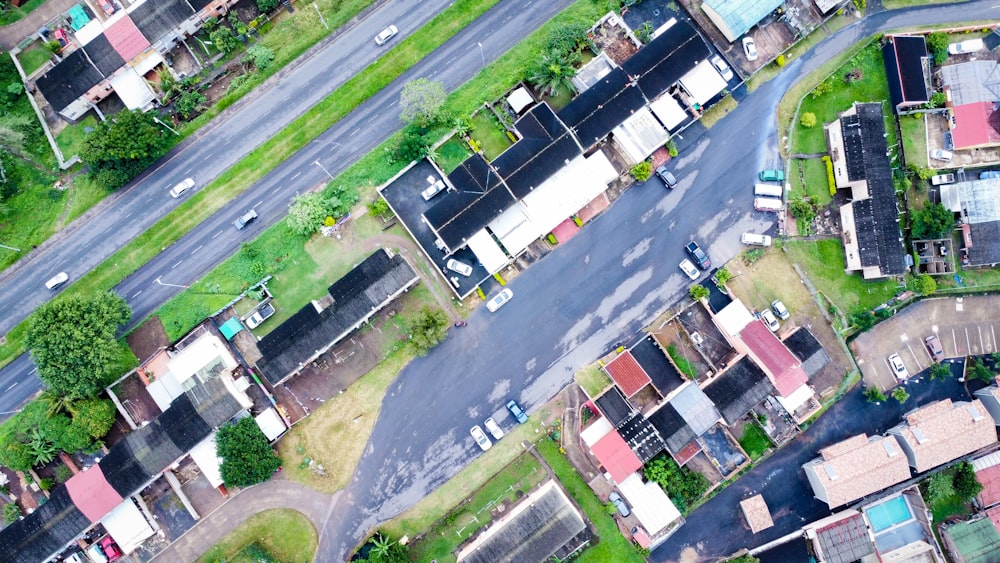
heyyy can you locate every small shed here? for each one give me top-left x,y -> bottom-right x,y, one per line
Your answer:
507,87 -> 534,114
740,494 -> 774,533
219,317 -> 243,340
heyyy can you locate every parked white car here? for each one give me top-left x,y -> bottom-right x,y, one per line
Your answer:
740,232 -> 772,247
742,36 -> 758,61
679,259 -> 700,280
486,288 -> 513,312
710,54 -> 734,81
929,149 -> 953,162
760,309 -> 779,332
446,258 -> 473,277
887,353 -> 909,381
484,417 -> 504,440
948,39 -> 983,55
470,425 -> 492,451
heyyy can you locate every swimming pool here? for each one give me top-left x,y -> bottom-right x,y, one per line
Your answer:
867,496 -> 913,533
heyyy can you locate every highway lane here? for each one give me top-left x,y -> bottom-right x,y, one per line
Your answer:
315,1 -> 1000,559
0,0 -> 579,416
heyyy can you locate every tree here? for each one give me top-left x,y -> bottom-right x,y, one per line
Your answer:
367,198 -> 392,220
924,471 -> 955,504
80,110 -> 170,189
257,0 -> 280,12
911,203 -> 954,239
210,26 -> 240,54
967,358 -> 994,383
907,274 -> 937,295
891,387 -> 909,404
851,311 -> 877,331
175,91 -> 206,120
789,198 -> 814,222
864,387 -> 886,403
245,44 -> 275,71
26,293 -> 131,399
928,91 -> 946,108
630,161 -> 652,181
216,416 -> 282,488
399,78 -> 446,127
643,454 -> 708,513
286,192 -> 343,236
953,461 -> 984,501
405,307 -> 449,355
713,267 -> 732,285
926,32 -> 948,65
689,284 -> 709,301
527,51 -> 579,96
725,556 -> 761,563
800,112 -> 817,128
929,363 -> 952,381
395,126 -> 430,163
2,503 -> 21,525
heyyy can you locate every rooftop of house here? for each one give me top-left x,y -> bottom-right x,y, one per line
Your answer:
594,386 -> 635,427
604,350 -> 652,397
740,494 -> 774,534
784,327 -> 832,379
890,399 -> 998,472
941,61 -> 1000,106
646,402 -> 697,457
590,427 -> 643,483
669,381 -> 722,436
128,0 -> 194,45
739,320 -> 809,397
940,178 -> 1000,265
103,13 -> 151,61
882,35 -> 930,108
34,49 -> 105,112
703,356 -> 774,425
804,433 -> 912,508
814,512 -> 877,563
700,0 -> 784,41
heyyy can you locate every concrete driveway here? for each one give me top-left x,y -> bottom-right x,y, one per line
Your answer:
851,296 -> 1000,391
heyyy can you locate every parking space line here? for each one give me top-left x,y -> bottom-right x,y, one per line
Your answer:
952,328 -> 960,355
906,343 -> 924,372
966,327 -> 972,355
979,325 -> 986,353
993,325 -> 997,352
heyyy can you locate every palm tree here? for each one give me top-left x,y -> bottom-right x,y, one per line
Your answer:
369,534 -> 392,561
527,52 -> 577,96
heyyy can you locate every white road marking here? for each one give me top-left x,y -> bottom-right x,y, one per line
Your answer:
993,325 -> 997,352
350,128 -> 361,137
184,167 -> 193,175
966,326 -> 972,354
255,200 -> 263,208
292,172 -> 302,180
980,325 -> 988,352
271,186 -> 282,195
212,230 -> 223,239
132,290 -> 142,299
905,343 -> 923,371
172,261 -> 182,270
5,382 -> 17,391
192,245 -> 203,255
202,154 -> 212,161
952,328 -> 959,355
123,212 -> 132,219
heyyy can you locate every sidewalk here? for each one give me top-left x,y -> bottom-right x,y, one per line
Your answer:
0,0 -> 81,50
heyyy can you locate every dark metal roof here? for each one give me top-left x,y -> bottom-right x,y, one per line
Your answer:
969,220 -> 1000,265
559,68 -> 648,148
882,36 -> 929,109
82,34 -> 125,77
595,386 -> 635,427
430,184 -> 516,250
623,19 -> 706,101
129,0 -> 194,44
187,0 -> 214,10
647,403 -> 697,457
501,134 -> 581,199
257,250 -> 418,384
631,335 -> 684,397
784,327 -> 831,378
702,356 -> 774,425
985,29 -> 1000,51
0,487 -> 90,563
704,276 -> 733,313
617,413 -> 665,462
35,49 -> 104,112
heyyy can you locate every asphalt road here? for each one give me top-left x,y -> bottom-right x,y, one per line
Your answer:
0,0 -> 571,416
315,1 -> 1000,559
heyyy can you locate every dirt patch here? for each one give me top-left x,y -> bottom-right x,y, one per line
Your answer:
588,16 -> 639,65
202,67 -> 243,106
126,317 -> 169,361
650,315 -> 714,382
113,372 -> 163,425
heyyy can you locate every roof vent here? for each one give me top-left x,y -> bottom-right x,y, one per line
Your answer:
882,440 -> 898,457
912,427 -> 928,444
968,405 -> 984,422
824,464 -> 838,480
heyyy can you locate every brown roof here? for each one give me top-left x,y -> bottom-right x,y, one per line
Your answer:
740,495 -> 774,533
891,399 -> 998,473
604,351 -> 651,397
804,434 -> 912,508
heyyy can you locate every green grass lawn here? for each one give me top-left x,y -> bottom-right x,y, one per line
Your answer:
542,85 -> 574,111
0,0 -> 47,25
408,453 -> 547,562
537,440 -> 645,562
17,43 -> 52,75
788,158 -> 832,206
436,136 -> 471,173
700,94 -> 737,129
575,363 -> 611,397
784,239 -> 899,313
198,509 -> 317,563
469,111 -> 512,160
737,423 -> 772,461
882,0 -> 962,8
792,42 -> 889,154
55,114 -> 98,159
899,113 -> 928,168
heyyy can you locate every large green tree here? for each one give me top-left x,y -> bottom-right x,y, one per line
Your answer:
405,307 -> 449,356
26,293 -> 131,399
953,461 -> 984,501
80,110 -> 171,189
216,416 -> 282,488
399,78 -> 446,127
0,398 -> 116,471
911,203 -> 955,239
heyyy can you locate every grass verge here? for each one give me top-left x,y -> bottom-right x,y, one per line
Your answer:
899,113 -> 927,168
537,439 -> 645,562
197,509 -> 317,563
788,158 -> 832,206
737,423 -> 771,461
0,0 -> 46,26
699,95 -> 737,129
54,114 -> 98,160
747,13 -> 851,93
436,136 -> 472,173
17,43 -> 51,75
575,363 -> 611,398
784,239 -> 898,313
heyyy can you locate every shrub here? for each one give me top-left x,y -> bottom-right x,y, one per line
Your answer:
907,274 -> 937,295
776,54 -> 786,67
689,284 -> 709,302
216,417 -> 282,488
822,155 -> 836,196
800,112 -> 817,128
666,139 -> 678,157
926,32 -> 948,65
864,387 -> 886,403
245,45 -> 275,71
2,503 -> 21,525
892,387 -> 909,403
630,161 -> 652,182
54,465 -> 73,483
257,0 -> 280,12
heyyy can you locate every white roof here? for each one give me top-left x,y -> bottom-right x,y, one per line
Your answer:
131,50 -> 164,76
649,94 -> 688,131
108,67 -> 155,110
680,60 -> 728,106
617,472 -> 681,534
612,108 -> 669,163
520,152 -> 617,234
189,434 -> 224,488
167,333 -> 238,386
490,204 -> 537,256
973,449 -> 1000,472
715,298 -> 755,336
100,499 -> 155,553
75,20 -> 105,46
507,87 -> 534,114
467,229 -> 510,274
580,416 -> 613,447
255,407 -> 287,441
776,383 -> 814,413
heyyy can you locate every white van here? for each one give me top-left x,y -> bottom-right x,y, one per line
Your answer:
740,232 -> 772,246
754,197 -> 784,212
45,271 -> 69,291
754,183 -> 783,198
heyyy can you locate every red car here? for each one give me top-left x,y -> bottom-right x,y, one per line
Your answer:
53,28 -> 68,49
98,0 -> 116,16
99,537 -> 122,562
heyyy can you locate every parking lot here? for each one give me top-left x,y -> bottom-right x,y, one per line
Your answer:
851,296 -> 1000,391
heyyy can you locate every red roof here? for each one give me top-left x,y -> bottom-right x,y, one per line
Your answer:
590,429 -> 643,483
951,102 -> 1000,149
674,440 -> 702,466
988,505 -> 1000,535
740,320 -> 808,397
65,465 -> 123,523
604,352 -> 651,397
104,16 -> 150,62
978,464 -> 1000,508
632,528 -> 652,548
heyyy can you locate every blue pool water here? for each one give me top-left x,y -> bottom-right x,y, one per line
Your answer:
867,496 -> 913,533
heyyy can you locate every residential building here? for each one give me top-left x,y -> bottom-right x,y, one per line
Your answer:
940,61 -> 1000,150
975,383 -> 1000,424
783,327 -> 832,379
740,494 -> 774,534
972,451 -> 1000,509
887,399 -> 997,473
700,0 -> 784,42
861,488 -> 943,562
603,350 -> 653,398
580,416 -> 643,483
618,472 -> 682,539
825,103 -> 908,280
804,511 -> 876,563
940,177 -> 1000,267
802,433 -> 911,508
702,356 -> 775,425
882,35 -> 931,112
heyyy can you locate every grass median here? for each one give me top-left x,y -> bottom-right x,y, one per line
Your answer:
197,508 -> 317,563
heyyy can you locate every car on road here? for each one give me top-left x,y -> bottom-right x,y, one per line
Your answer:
98,0 -> 116,15
948,38 -> 983,55
760,309 -> 779,332
679,259 -> 700,280
925,335 -> 944,362
484,417 -> 504,440
930,173 -> 955,186
99,537 -> 122,562
470,425 -> 492,451
45,271 -> 69,291
233,209 -> 258,230
486,288 -> 513,312
446,258 -> 473,277
929,149 -> 953,162
655,165 -> 677,188
506,399 -> 528,424
740,232 -> 772,246
742,36 -> 758,61
245,302 -> 276,329
887,353 -> 909,381
374,25 -> 398,46
169,177 -> 196,198
608,492 -> 631,517
685,241 -> 711,270
759,169 -> 784,182
710,54 -> 733,81
771,299 -> 790,320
